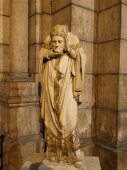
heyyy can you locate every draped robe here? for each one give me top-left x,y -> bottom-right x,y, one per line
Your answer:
39,33 -> 86,163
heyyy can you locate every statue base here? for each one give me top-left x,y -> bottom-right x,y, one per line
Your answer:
21,153 -> 101,170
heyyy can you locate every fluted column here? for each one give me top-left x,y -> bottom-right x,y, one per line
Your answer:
10,0 -> 28,73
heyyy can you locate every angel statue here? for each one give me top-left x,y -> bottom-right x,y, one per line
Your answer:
38,25 -> 86,169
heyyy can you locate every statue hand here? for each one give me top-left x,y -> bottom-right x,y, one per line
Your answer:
49,51 -> 61,59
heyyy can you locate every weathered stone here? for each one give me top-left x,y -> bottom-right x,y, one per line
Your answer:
71,5 -> 96,42
41,14 -> 51,42
0,16 -> 10,44
52,5 -> 71,29
29,44 -> 42,73
9,106 -> 39,138
79,75 -> 95,109
42,0 -> 51,14
120,40 -> 127,74
10,0 -> 28,73
98,5 -> 121,42
97,108 -> 117,145
118,75 -> 127,110
29,0 -> 36,16
72,0 -> 95,11
122,0 -> 127,4
0,0 -> 10,16
4,141 -> 38,170
78,108 -> 92,139
97,75 -> 118,110
97,40 -> 120,73
80,42 -> 95,74
98,0 -> 120,11
96,145 -> 117,170
118,111 -> 127,144
52,0 -> 71,13
121,4 -> 127,40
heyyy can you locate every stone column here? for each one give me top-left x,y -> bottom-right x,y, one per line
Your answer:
96,1 -> 127,169
10,0 -> 28,73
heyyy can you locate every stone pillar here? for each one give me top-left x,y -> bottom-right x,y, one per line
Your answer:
96,1 -> 127,169
10,0 -> 28,73
29,0 -> 51,74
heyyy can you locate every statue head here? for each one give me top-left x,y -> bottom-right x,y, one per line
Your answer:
50,25 -> 68,54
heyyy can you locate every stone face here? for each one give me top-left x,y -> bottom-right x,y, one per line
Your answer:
122,0 -> 127,4
72,0 -> 95,11
4,141 -> 38,170
118,75 -> 127,110
118,112 -> 127,144
80,42 -> 95,74
78,108 -> 92,139
10,0 -> 28,73
98,5 -> 121,42
29,0 -> 36,16
98,0 -> 120,11
9,106 -> 39,138
41,14 -> 51,42
120,40 -> 127,74
97,108 -> 117,145
42,0 -> 51,13
52,0 -> 71,13
121,4 -> 127,40
97,75 -> 118,110
0,0 -> 10,16
71,5 -> 95,41
0,16 -> 10,44
29,44 -> 42,73
97,40 -> 120,73
96,146 -> 117,170
52,5 -> 71,29
79,75 -> 95,109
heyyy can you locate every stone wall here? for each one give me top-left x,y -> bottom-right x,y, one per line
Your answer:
1,0 -> 127,170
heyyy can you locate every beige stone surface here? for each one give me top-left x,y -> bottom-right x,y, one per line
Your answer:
29,44 -> 42,73
96,108 -> 117,145
10,0 -> 28,73
29,0 -> 36,16
118,111 -> 127,144
78,108 -> 92,139
41,14 -> 51,42
80,42 -> 95,74
0,0 -> 10,16
4,140 -> 38,170
0,15 -> 10,44
52,6 -> 71,29
98,5 -> 121,42
0,45 -> 10,72
72,0 -> 95,11
9,106 -> 39,137
122,0 -> 127,4
79,75 -> 95,109
71,5 -> 96,42
97,75 -> 118,110
42,0 -> 51,14
52,0 -> 71,13
118,75 -> 127,110
120,40 -> 127,73
98,0 -> 120,11
97,40 -> 120,73
29,14 -> 51,45
29,15 -> 36,45
121,4 -> 127,40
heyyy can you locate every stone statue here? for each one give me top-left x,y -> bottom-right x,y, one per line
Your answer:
38,25 -> 86,168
